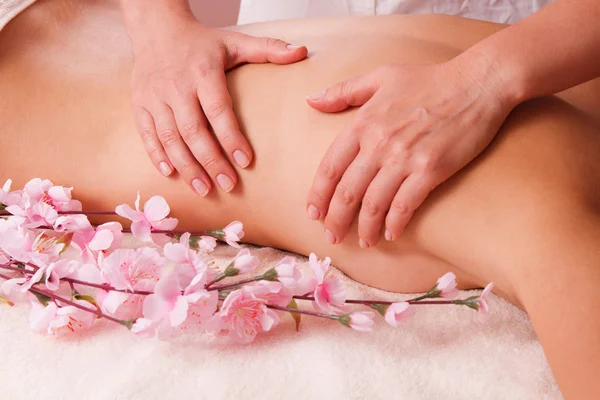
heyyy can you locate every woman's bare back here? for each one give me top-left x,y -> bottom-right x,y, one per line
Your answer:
1,0 -> 599,298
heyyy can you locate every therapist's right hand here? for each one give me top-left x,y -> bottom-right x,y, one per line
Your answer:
130,12 -> 307,196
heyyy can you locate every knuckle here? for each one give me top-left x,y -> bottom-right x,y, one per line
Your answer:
413,151 -> 437,172
307,188 -> 328,207
361,196 -> 383,217
390,199 -> 410,215
138,127 -> 156,142
335,182 -> 356,206
339,79 -> 354,97
147,147 -> 165,161
157,128 -> 180,147
194,63 -> 213,80
200,154 -> 220,172
320,158 -> 340,181
266,37 -> 282,49
179,120 -> 203,141
177,162 -> 197,177
204,101 -> 228,121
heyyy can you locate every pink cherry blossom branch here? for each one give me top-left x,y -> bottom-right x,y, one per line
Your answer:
266,304 -> 338,320
0,211 -> 116,216
0,271 -> 123,325
34,225 -> 214,238
292,295 -> 459,306
0,263 -> 153,296
0,263 -> 462,306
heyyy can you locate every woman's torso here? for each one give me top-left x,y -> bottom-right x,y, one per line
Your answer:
1,0 -> 599,293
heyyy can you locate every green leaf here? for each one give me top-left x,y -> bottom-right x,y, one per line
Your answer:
286,299 -> 302,332
32,291 -> 51,306
369,303 -> 389,317
73,294 -> 97,306
260,268 -> 278,281
120,319 -> 136,330
57,232 -> 74,255
188,235 -> 200,250
0,296 -> 14,306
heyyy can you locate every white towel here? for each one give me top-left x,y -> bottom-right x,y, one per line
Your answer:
0,0 -> 36,31
0,234 -> 562,399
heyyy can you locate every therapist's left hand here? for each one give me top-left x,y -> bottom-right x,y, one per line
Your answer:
305,58 -> 516,247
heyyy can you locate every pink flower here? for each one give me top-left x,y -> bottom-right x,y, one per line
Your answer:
436,272 -> 458,299
98,248 -> 165,316
53,214 -> 95,249
348,311 -> 375,332
309,253 -> 346,313
245,281 -> 293,307
1,277 -> 27,303
477,283 -> 494,322
222,221 -> 244,248
384,302 -> 416,327
29,300 -> 95,335
274,256 -> 301,289
115,193 -> 178,242
198,236 -> 217,253
232,248 -> 259,274
163,232 -> 211,287
210,289 -> 279,343
81,222 -> 123,264
43,259 -> 78,291
139,272 -> 214,341
6,201 -> 58,228
45,186 -> 82,212
100,247 -> 164,291
292,268 -> 318,296
0,179 -> 21,207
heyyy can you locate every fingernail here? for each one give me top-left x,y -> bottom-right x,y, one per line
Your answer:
307,205 -> 320,220
192,179 -> 209,197
287,44 -> 302,50
325,229 -> 337,245
359,238 -> 370,248
307,91 -> 325,100
159,162 -> 172,176
217,174 -> 234,192
385,229 -> 393,241
233,150 -> 250,168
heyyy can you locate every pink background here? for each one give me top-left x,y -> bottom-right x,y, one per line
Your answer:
189,0 -> 241,27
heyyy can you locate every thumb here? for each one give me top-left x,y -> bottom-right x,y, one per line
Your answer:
306,72 -> 381,113
225,33 -> 308,67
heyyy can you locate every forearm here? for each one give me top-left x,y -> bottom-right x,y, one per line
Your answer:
460,0 -> 600,106
120,0 -> 198,48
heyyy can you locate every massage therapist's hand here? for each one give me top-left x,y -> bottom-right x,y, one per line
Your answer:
305,57 -> 517,247
121,1 -> 307,196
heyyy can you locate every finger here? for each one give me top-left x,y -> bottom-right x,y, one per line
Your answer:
151,102 -> 212,197
170,91 -> 238,193
133,105 -> 173,177
357,168 -> 406,248
323,154 -> 379,245
385,173 -> 435,241
196,71 -> 253,170
224,33 -> 308,67
306,129 -> 360,223
306,71 -> 382,113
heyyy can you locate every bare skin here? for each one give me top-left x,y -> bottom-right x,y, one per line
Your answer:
1,1 -> 599,398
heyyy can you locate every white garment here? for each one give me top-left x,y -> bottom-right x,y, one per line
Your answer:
0,0 -> 36,31
238,0 -> 554,25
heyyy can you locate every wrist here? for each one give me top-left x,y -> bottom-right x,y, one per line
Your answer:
451,47 -> 529,110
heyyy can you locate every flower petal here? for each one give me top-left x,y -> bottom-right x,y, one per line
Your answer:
143,196 -> 170,222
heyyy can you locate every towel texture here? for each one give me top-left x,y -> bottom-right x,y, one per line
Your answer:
0,0 -> 36,31
0,234 -> 562,399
